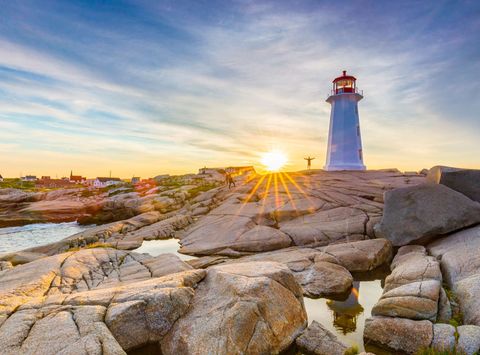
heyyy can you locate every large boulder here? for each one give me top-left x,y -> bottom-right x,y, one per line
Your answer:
375,183 -> 480,246
160,262 -> 307,354
427,165 -> 480,202
431,323 -> 456,352
295,320 -> 347,355
364,316 -> 433,354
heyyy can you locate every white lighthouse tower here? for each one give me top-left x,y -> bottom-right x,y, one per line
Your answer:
324,70 -> 366,171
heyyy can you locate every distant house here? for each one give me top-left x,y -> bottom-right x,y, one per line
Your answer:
131,177 -> 140,184
41,176 -> 51,180
93,177 -> 122,188
22,175 -> 37,182
70,171 -> 85,183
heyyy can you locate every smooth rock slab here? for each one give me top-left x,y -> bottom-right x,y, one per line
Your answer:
279,207 -> 368,247
363,316 -> 433,354
161,261 -> 307,355
295,320 -> 347,355
375,183 -> 480,246
316,238 -> 392,272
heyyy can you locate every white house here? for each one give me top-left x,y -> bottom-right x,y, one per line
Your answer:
22,175 -> 37,182
93,177 -> 122,188
324,70 -> 366,171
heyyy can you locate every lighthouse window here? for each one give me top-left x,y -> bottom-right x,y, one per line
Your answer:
357,126 -> 360,136
359,149 -> 363,160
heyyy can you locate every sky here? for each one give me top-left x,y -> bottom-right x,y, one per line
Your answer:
0,0 -> 479,178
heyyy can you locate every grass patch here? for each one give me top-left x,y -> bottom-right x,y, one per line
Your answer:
344,345 -> 359,355
416,347 -> 465,355
187,182 -> 219,199
66,242 -> 113,252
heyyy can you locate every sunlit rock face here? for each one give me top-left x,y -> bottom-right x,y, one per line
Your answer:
178,170 -> 424,256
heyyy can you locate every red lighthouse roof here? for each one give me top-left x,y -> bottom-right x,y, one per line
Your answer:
332,70 -> 356,83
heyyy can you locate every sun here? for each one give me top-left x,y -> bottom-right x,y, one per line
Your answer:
260,150 -> 288,172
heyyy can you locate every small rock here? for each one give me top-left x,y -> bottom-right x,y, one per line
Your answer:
457,325 -> 480,355
295,320 -> 347,355
364,316 -> 433,354
432,323 -> 455,351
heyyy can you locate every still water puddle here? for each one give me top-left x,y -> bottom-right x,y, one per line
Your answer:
304,279 -> 384,352
133,239 -> 196,261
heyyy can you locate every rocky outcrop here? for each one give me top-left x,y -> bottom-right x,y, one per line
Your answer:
364,316 -> 433,354
178,170 -> 423,256
160,262 -> 307,355
427,165 -> 480,202
375,183 -> 480,246
295,320 -> 347,355
432,323 -> 456,352
0,247 -> 311,355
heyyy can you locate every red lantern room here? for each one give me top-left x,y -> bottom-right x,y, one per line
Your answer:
332,70 -> 357,94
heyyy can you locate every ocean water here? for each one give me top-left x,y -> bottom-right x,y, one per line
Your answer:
0,222 -> 91,253
133,239 -> 196,261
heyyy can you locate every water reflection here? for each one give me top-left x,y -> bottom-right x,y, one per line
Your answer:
327,281 -> 364,334
303,277 -> 386,351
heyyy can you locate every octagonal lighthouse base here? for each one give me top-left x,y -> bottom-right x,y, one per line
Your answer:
324,163 -> 366,171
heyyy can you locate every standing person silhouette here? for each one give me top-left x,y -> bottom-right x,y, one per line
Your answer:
304,156 -> 315,170
225,172 -> 236,189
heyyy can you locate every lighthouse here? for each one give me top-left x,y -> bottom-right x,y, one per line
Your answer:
324,70 -> 366,171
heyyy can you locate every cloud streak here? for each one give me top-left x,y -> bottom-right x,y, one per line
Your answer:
0,0 -> 479,177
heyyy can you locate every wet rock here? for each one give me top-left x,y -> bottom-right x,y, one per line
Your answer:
363,316 -> 433,354
295,320 -> 347,355
161,262 -> 307,355
432,323 -> 455,352
427,165 -> 480,202
457,325 -> 480,355
375,183 -> 480,246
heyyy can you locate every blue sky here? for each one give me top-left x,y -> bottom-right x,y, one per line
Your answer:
0,0 -> 479,177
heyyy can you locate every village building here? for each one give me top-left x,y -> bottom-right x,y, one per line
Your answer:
93,177 -> 122,188
69,171 -> 86,183
131,177 -> 141,184
22,175 -> 37,182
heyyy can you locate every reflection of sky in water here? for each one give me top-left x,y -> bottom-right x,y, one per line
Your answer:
133,239 -> 196,261
0,222 -> 91,253
304,280 -> 384,351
